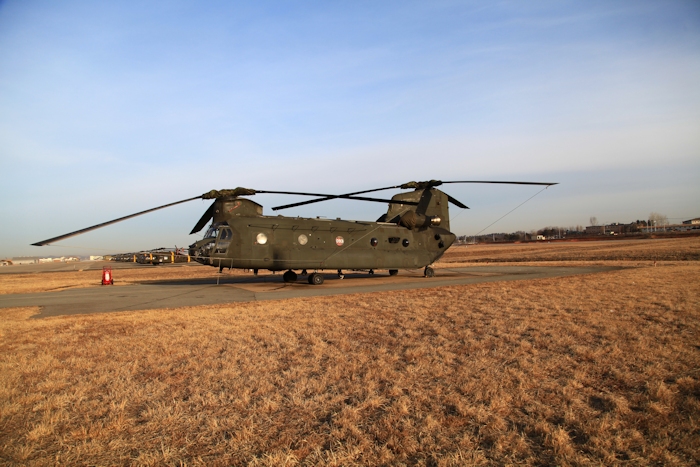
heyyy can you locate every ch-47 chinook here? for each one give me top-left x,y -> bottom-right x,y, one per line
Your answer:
33,180 -> 557,284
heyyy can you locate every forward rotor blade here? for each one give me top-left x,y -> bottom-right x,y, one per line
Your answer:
190,201 -> 216,234
254,189 -> 338,197
272,198 -> 340,211
32,196 -> 202,246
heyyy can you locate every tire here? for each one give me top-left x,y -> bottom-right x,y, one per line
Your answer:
283,270 -> 297,283
389,269 -> 399,276
424,267 -> 435,278
309,273 -> 324,285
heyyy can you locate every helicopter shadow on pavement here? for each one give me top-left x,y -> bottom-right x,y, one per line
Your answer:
133,268 -> 504,293
135,271 -> 414,288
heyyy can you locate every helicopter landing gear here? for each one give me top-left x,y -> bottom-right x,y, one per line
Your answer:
301,269 -> 307,276
389,269 -> 399,276
369,269 -> 374,275
308,273 -> 324,285
253,269 -> 258,276
424,266 -> 435,278
283,270 -> 298,283
337,269 -> 344,279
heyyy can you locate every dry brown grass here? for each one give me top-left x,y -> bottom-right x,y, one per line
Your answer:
441,236 -> 700,265
1,256 -> 699,465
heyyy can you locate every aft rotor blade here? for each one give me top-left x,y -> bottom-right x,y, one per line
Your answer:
446,194 -> 469,209
271,186 -> 408,211
257,189 -> 418,206
272,194 -> 418,211
32,195 -> 202,246
441,181 -> 558,186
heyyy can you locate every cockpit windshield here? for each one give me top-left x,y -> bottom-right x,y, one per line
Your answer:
215,226 -> 233,254
204,224 -> 220,239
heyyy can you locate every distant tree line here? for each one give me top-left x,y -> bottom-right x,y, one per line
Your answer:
457,212 -> 677,243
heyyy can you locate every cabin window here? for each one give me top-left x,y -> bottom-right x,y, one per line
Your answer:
256,233 -> 268,245
370,238 -> 378,246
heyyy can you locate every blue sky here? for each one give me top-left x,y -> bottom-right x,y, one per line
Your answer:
1,1 -> 699,257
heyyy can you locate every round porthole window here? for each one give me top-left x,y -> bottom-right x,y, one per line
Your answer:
298,234 -> 308,245
256,233 -> 268,245
370,237 -> 378,246
402,239 -> 410,247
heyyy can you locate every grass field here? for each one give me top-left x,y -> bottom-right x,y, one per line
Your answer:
1,238 -> 699,466
441,236 -> 700,264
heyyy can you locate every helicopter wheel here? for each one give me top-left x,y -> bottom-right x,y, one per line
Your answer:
424,267 -> 435,278
308,273 -> 324,285
389,269 -> 398,276
283,270 -> 298,283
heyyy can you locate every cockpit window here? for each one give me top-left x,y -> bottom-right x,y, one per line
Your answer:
220,228 -> 232,241
215,227 -> 233,254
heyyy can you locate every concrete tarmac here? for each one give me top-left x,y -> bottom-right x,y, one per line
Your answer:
0,265 -> 618,318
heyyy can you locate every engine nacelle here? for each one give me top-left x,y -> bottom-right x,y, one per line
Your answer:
399,211 -> 441,230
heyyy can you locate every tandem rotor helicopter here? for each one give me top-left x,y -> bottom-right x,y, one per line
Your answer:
33,180 -> 557,284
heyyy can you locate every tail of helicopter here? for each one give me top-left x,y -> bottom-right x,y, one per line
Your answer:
380,188 -> 451,232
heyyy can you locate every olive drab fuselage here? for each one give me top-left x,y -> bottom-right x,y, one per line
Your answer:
189,188 -> 456,271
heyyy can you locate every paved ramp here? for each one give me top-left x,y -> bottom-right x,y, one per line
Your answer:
0,266 -> 619,318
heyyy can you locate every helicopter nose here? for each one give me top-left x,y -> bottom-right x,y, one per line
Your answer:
189,239 -> 214,265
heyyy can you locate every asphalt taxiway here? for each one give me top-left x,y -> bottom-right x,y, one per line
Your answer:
0,265 -> 619,318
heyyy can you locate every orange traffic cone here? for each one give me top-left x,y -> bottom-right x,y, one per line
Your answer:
102,266 -> 114,285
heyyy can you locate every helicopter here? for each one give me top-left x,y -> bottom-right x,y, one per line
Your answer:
32,180 -> 557,284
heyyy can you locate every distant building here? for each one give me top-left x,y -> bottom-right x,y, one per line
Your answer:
585,224 -> 627,235
682,218 -> 700,225
11,256 -> 41,265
